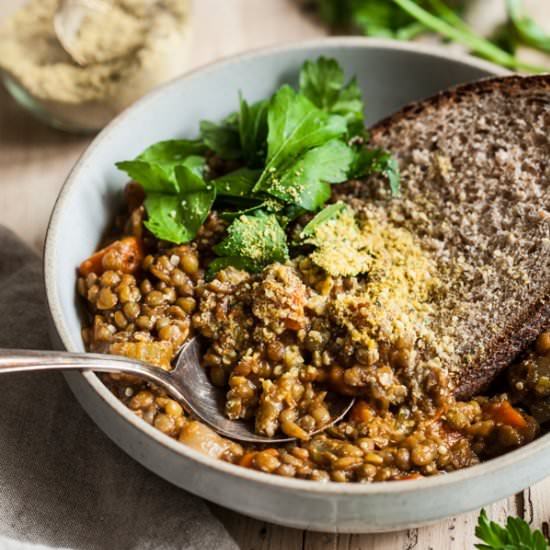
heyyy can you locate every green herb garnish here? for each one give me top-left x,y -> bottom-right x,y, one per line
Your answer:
210,211 -> 289,274
212,167 -> 261,198
253,85 -> 348,204
238,96 -> 269,166
299,56 -> 365,135
116,139 -> 206,193
142,166 -> 215,245
116,57 -> 401,274
199,114 -> 242,160
475,509 -> 549,550
351,148 -> 401,196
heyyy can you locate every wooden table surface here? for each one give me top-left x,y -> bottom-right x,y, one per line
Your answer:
1,1 -> 549,548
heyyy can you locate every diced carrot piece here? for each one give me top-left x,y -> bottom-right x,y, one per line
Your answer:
349,400 -> 375,424
79,236 -> 144,276
396,473 -> 423,481
79,250 -> 105,277
239,451 -> 257,468
486,401 -> 528,429
283,317 -> 303,331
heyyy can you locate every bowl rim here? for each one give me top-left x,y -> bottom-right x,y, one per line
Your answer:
44,35 -> 548,497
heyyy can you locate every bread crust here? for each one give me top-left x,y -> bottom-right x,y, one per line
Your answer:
369,75 -> 550,400
371,74 -> 550,142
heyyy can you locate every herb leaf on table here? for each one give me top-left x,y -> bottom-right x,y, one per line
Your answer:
474,509 -> 549,550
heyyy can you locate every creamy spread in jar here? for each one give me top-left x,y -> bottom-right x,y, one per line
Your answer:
0,0 -> 192,132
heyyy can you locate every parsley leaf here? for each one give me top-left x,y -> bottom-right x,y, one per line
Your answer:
201,96 -> 268,165
142,195 -> 190,243
212,167 -> 266,220
253,85 -> 348,208
265,139 -> 353,210
135,139 -> 206,166
239,96 -> 269,166
299,56 -> 364,135
212,167 -> 261,198
116,160 -> 179,194
475,509 -> 549,550
200,113 -> 242,160
143,166 -> 215,244
211,211 -> 289,274
351,147 -> 401,196
116,140 -> 206,193
263,85 -> 348,167
219,202 -> 268,222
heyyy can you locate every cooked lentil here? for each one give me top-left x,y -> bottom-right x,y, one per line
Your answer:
77,182 -> 547,482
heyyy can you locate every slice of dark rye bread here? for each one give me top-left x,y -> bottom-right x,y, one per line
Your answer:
356,75 -> 550,400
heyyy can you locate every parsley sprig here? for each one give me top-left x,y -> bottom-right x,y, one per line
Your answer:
116,57 -> 400,274
475,509 -> 549,550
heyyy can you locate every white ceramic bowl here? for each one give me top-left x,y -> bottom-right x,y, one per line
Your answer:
45,38 -> 549,533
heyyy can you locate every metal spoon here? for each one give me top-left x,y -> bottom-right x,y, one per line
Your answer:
54,0 -> 145,66
0,339 -> 354,444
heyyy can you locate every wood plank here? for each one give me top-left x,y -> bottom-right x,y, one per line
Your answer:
212,505 -> 304,550
520,478 -> 550,539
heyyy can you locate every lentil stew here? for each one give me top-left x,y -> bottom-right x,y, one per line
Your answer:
77,186 -> 550,482
76,58 -> 549,483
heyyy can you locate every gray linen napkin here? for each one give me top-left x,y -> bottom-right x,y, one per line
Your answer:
0,226 -> 238,550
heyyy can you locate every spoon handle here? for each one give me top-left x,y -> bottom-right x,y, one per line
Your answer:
0,348 -> 170,387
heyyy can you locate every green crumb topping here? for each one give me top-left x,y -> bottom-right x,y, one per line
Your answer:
304,206 -> 374,277
210,211 -> 289,275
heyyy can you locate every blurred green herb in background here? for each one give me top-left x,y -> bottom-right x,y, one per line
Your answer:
315,0 -> 549,72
